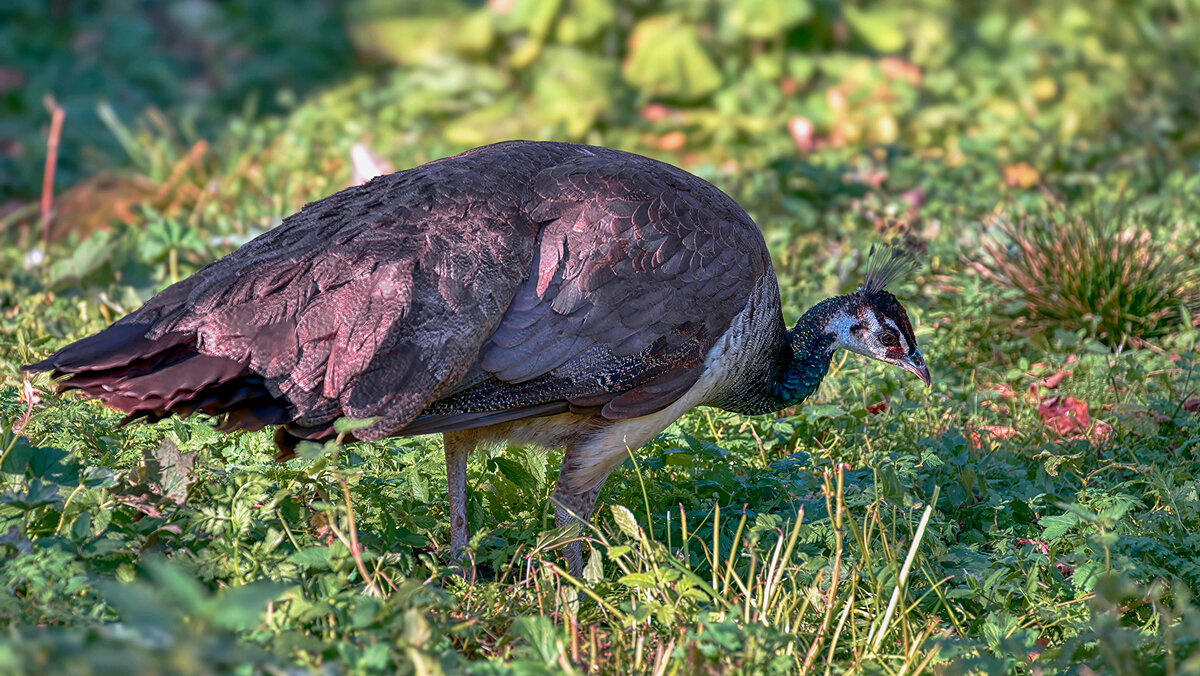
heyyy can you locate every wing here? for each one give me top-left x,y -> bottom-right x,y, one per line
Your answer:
28,142 -> 577,443
407,149 -> 773,432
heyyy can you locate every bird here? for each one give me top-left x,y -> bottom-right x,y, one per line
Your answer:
23,140 -> 930,578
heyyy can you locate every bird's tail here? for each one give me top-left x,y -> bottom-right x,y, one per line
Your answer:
22,322 -> 292,433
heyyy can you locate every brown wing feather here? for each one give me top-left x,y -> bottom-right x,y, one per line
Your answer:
411,148 -> 773,430
29,142 -> 773,444
29,142 -> 579,442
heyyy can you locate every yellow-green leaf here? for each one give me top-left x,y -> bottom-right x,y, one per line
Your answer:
725,0 -> 812,39
623,14 -> 722,101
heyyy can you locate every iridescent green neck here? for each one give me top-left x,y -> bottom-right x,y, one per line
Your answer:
769,296 -> 845,407
716,296 -> 848,416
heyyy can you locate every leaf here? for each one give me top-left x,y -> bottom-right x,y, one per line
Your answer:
618,573 -> 658,589
494,456 -> 538,491
0,478 -> 62,510
288,546 -> 333,568
348,14 -> 465,66
406,464 -> 430,503
334,416 -> 381,434
511,616 -> 560,666
981,611 -> 1018,651
724,0 -> 812,39
1040,513 -> 1079,541
606,545 -> 631,560
583,545 -> 603,584
611,504 -> 642,539
209,580 -> 289,631
557,0 -> 614,43
623,14 -> 722,101
534,523 -> 579,550
1038,396 -> 1091,436
802,404 -> 846,420
145,438 -> 195,505
843,6 -> 907,52
1003,162 -> 1040,189
0,525 -> 33,554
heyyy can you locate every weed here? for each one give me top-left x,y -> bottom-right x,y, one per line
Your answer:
977,202 -> 1200,345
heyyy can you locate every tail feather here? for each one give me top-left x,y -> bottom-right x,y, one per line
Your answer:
23,323 -> 188,374
23,323 -> 295,436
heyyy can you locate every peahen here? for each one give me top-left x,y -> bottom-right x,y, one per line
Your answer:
24,141 -> 930,576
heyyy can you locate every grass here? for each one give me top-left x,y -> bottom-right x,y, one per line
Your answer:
2,1 -> 1200,674
976,202 -> 1200,345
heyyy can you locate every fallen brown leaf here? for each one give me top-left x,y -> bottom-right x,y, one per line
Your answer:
1090,420 -> 1113,444
1185,397 -> 1200,413
1039,395 -> 1090,436
879,56 -> 922,85
1003,162 -> 1039,189
656,131 -> 686,151
1041,371 -> 1070,389
641,103 -> 671,122
978,425 -> 1018,439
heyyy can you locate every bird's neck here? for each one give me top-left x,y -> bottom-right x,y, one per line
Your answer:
714,295 -> 847,416
768,296 -> 846,408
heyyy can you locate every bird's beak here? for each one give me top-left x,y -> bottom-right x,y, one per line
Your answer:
900,350 -> 932,387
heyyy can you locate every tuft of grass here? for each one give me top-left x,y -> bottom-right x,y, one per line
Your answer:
977,203 -> 1200,345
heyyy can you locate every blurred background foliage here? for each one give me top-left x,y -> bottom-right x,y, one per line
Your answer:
3,0 -> 1200,674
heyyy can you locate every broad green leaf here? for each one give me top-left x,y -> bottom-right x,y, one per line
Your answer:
611,504 -> 642,539
534,523 -> 579,550
494,456 -> 538,491
583,545 -> 603,584
557,0 -> 615,43
725,0 -> 812,39
406,464 -> 431,503
1040,513 -> 1079,541
349,15 -> 464,66
512,615 -> 560,666
623,14 -> 722,101
802,404 -> 847,420
844,6 -> 907,52
0,478 -> 62,510
289,546 -> 333,568
209,580 -> 289,631
334,416 -> 381,434
619,572 -> 658,588
531,48 -> 616,137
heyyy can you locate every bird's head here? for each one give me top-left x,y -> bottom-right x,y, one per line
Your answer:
807,241 -> 931,387
826,287 -> 931,386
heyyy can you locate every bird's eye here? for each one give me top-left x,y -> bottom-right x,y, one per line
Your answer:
879,332 -> 899,347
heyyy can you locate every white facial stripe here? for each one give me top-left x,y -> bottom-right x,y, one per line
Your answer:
827,309 -> 878,358
881,316 -> 911,354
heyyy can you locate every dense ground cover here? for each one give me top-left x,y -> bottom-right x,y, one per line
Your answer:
2,1 -> 1199,673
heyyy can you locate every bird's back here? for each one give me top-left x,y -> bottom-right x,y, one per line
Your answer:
26,141 -> 779,452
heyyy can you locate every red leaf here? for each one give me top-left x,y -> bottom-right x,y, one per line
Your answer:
641,103 -> 671,122
866,401 -> 887,415
1038,396 -> 1090,436
1185,397 -> 1200,413
1039,370 -> 1070,389
978,425 -> 1017,439
656,131 -> 686,151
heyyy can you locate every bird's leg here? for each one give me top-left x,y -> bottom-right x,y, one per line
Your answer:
443,431 -> 473,574
552,480 -> 605,579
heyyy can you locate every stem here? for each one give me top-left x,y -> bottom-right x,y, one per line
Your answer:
37,96 -> 65,251
870,485 -> 941,652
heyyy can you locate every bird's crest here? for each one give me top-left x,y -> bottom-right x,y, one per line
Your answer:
859,232 -> 925,295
